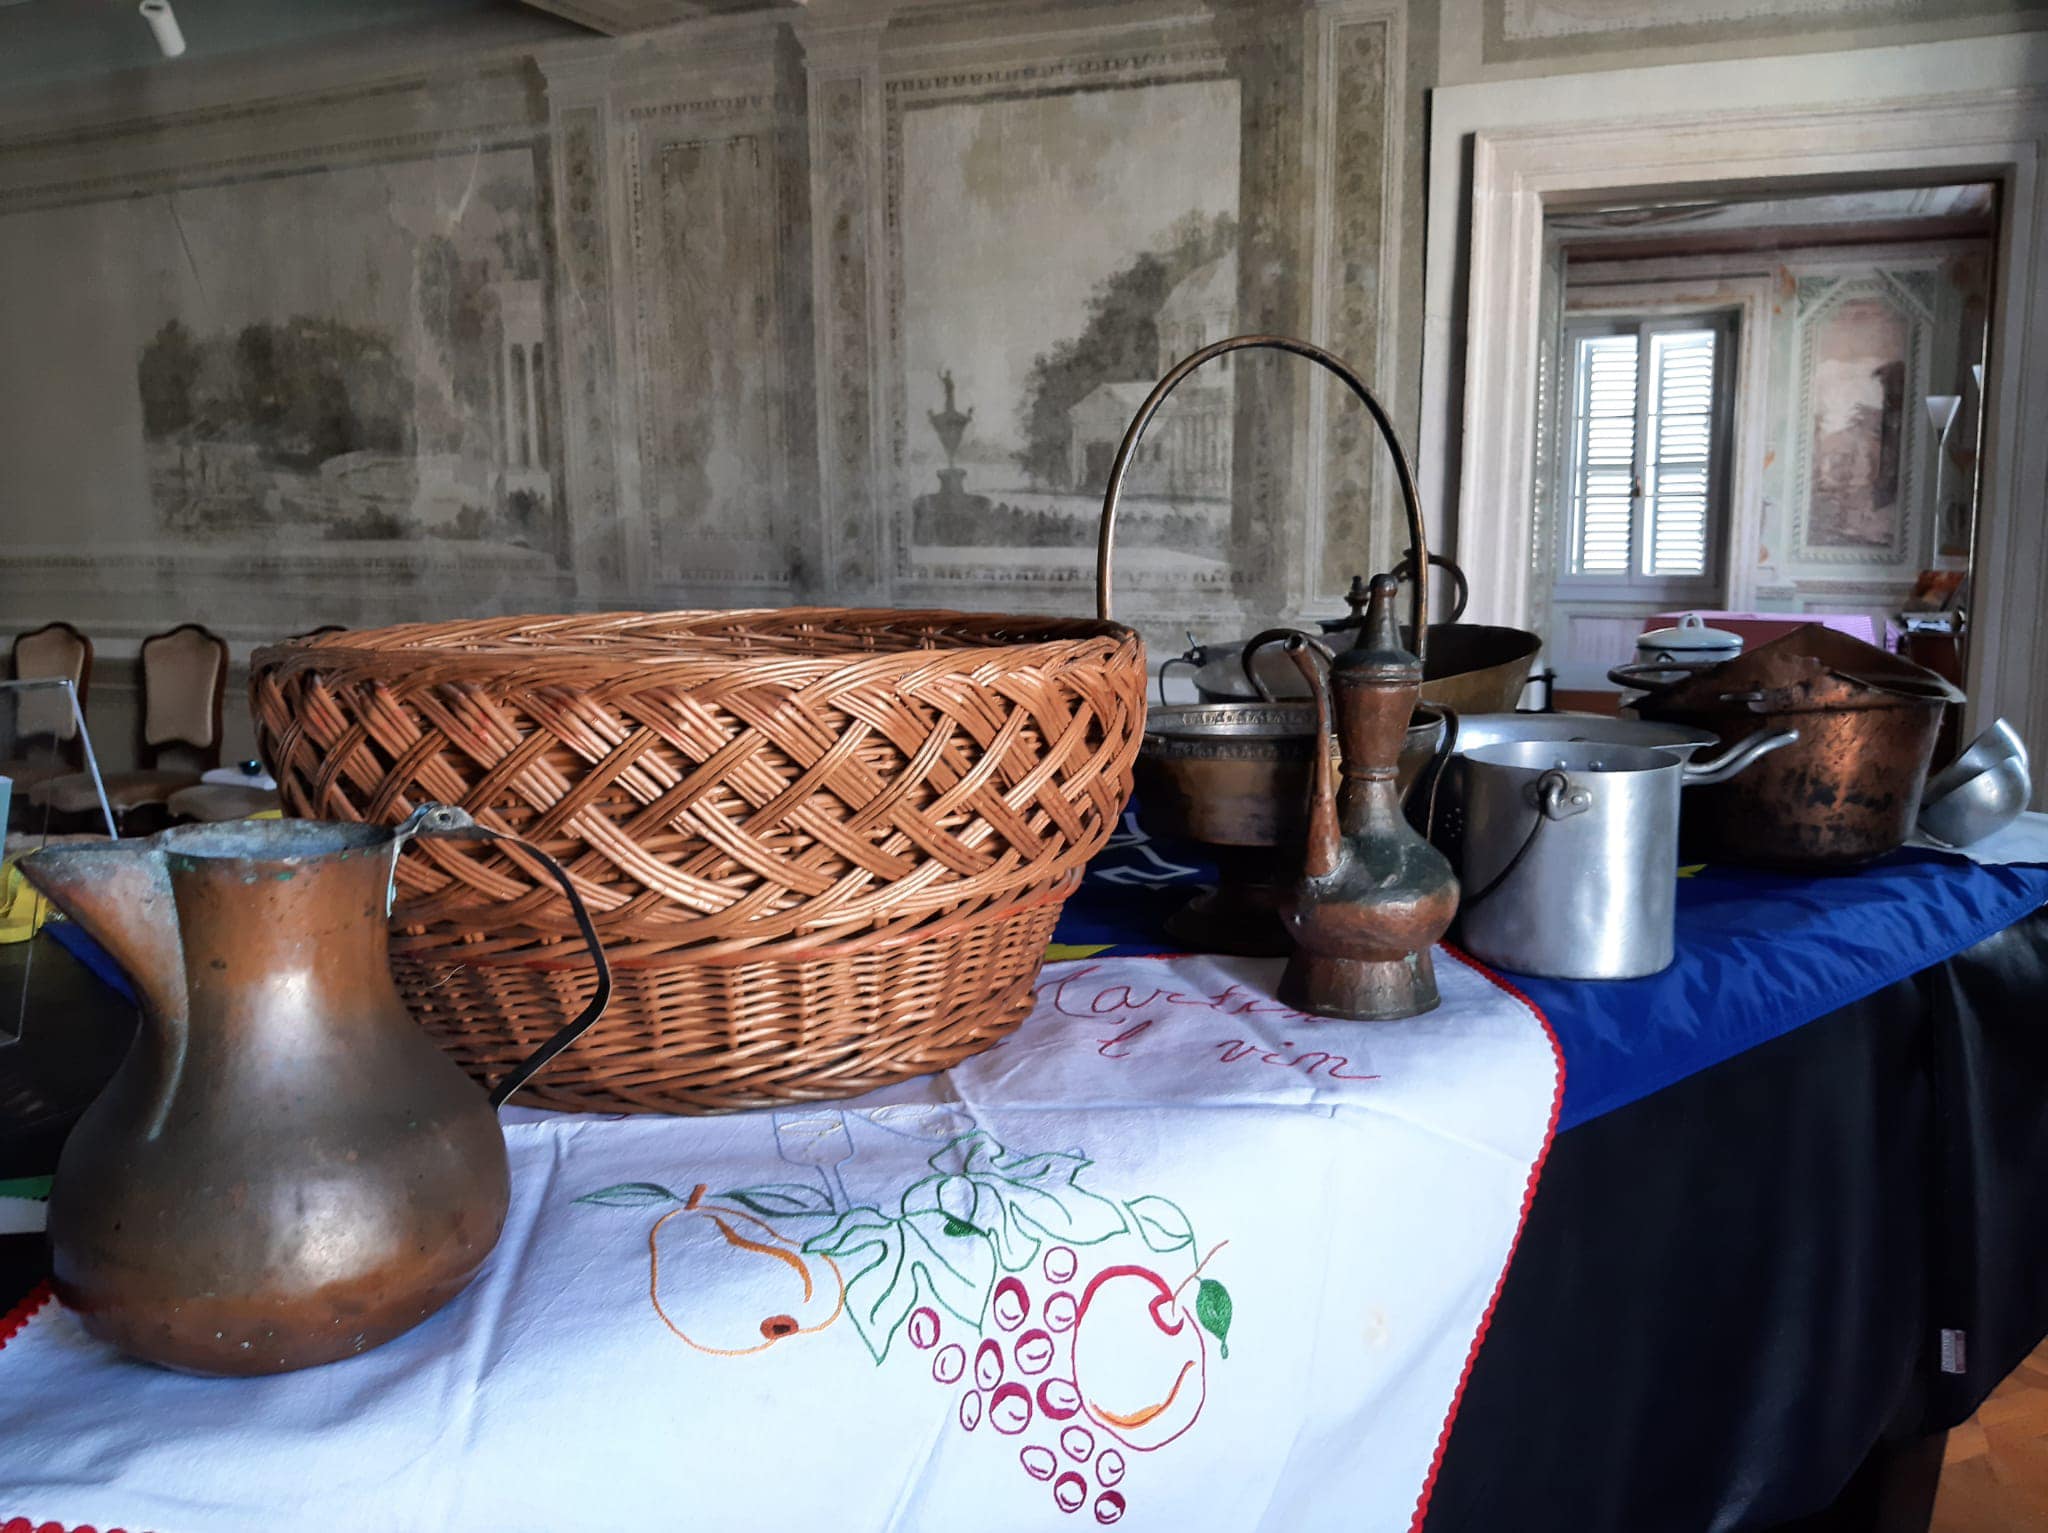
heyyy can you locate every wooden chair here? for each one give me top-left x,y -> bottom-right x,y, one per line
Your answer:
163,622 -> 337,824
34,623 -> 227,827
1,622 -> 93,799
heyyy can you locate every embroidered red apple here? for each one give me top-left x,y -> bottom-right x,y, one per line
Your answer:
1069,1250 -> 1229,1451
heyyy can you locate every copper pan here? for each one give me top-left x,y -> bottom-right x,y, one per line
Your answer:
1615,624 -> 1964,869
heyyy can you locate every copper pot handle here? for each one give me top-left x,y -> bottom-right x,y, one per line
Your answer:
397,805 -> 614,1109
1605,660 -> 1720,691
1387,551 -> 1470,625
1094,334 -> 1429,665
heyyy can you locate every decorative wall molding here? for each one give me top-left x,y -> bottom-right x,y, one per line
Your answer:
800,15 -> 888,600
543,61 -> 629,595
1307,2 -> 1404,595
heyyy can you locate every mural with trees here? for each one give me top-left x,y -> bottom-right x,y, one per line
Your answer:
133,161 -> 554,549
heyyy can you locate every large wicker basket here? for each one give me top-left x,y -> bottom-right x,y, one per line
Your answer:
251,609 -> 1144,1113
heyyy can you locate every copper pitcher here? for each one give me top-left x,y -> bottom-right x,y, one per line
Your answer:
1279,575 -> 1461,1020
18,807 -> 608,1375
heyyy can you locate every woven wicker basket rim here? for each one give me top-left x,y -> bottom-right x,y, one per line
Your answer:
397,871 -> 1082,972
252,608 -> 1139,683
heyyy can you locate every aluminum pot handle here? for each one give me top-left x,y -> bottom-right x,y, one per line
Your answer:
1460,768 -> 1591,913
395,803 -> 613,1109
1680,728 -> 1801,788
1240,626 -> 1334,702
1095,334 -> 1430,665
1406,703 -> 1459,840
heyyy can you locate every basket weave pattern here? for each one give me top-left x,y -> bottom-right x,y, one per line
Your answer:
251,609 -> 1143,1113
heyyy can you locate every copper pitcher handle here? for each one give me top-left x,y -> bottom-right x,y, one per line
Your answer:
397,806 -> 614,1109
1093,334 -> 1430,665
1240,627 -> 1333,702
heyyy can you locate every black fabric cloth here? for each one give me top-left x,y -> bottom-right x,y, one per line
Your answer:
1423,906 -> 2048,1532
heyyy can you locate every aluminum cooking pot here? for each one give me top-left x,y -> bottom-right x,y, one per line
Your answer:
1457,731 -> 1796,980
1425,712 -> 1722,869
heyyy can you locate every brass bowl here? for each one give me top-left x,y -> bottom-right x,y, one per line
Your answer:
1134,703 -> 1442,955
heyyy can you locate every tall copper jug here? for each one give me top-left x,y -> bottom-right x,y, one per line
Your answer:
1279,575 -> 1461,1020
18,807 -> 608,1375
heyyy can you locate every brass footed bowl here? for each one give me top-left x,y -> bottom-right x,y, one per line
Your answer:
1134,703 -> 1442,955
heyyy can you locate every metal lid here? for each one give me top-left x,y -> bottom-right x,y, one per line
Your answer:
1637,612 -> 1742,654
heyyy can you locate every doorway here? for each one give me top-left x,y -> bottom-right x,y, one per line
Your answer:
1421,34 -> 2048,786
1535,185 -> 1996,697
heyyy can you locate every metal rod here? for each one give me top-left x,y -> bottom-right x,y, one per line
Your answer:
1092,333 -> 1429,664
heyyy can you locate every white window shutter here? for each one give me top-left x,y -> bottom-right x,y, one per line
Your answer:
1643,329 -> 1716,578
1570,333 -> 1639,575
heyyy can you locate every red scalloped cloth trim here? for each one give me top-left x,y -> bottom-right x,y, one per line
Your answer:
1405,945 -> 1568,1533
0,1281 -> 51,1350
1,1287 -> 145,1533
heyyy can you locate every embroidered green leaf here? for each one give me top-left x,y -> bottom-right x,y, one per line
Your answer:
1125,1195 -> 1197,1254
805,1205 -> 995,1362
1196,1278 -> 1233,1360
574,1182 -> 679,1208
720,1183 -> 838,1218
949,1135 -> 1128,1271
942,1215 -> 980,1238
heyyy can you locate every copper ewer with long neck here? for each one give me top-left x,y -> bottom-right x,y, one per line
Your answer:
1278,576 -> 1460,1020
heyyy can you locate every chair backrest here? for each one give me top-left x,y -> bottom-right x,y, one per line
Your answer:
9,621 -> 92,756
139,622 -> 228,771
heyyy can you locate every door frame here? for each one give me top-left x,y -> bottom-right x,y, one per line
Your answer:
1420,34 -> 2048,770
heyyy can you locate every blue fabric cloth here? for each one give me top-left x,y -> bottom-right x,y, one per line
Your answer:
38,817 -> 2048,1136
45,917 -> 136,1007
1054,814 -> 2048,1132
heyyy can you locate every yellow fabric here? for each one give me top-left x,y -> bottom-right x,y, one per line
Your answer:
0,861 -> 47,944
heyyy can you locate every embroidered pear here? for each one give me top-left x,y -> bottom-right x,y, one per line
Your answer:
649,1184 -> 844,1355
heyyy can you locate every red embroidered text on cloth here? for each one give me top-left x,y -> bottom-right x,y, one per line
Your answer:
0,950 -> 1559,1533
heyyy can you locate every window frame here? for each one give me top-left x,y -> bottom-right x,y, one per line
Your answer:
1556,307 -> 1739,602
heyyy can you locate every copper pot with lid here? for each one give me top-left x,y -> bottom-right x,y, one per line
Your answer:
1612,624 -> 1965,869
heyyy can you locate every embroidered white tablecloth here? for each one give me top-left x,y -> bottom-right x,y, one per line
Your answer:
0,948 -> 1560,1533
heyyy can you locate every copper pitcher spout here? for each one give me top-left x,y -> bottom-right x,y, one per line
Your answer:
19,840 -> 189,1138
1289,634 -> 1343,881
19,839 -> 185,1026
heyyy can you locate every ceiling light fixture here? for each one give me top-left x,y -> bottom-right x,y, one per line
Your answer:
139,0 -> 186,59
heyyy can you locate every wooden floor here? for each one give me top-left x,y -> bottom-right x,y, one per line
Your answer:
1932,1338 -> 2048,1530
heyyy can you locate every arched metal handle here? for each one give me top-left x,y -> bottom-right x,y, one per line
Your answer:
1093,334 -> 1430,665
1387,551 -> 1470,624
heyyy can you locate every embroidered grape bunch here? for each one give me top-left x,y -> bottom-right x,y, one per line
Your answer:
577,1121 -> 1233,1522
